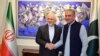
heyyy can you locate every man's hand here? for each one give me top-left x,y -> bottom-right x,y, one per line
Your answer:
45,43 -> 55,50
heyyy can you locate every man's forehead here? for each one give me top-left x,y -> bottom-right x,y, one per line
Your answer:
65,11 -> 75,15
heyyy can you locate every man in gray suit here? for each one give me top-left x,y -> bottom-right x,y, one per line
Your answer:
36,12 -> 62,56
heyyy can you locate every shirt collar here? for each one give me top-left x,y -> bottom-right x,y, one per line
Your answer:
68,20 -> 75,26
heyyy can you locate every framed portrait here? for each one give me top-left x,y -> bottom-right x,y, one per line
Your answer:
17,0 -> 91,38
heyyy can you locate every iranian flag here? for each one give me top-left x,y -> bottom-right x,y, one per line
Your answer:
87,0 -> 99,56
0,0 -> 18,56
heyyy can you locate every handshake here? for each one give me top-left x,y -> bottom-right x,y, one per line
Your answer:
45,43 -> 55,50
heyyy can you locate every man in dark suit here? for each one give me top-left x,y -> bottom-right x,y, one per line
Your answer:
54,9 -> 88,56
36,12 -> 62,56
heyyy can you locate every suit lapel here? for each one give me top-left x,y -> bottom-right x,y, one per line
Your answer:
45,24 -> 50,42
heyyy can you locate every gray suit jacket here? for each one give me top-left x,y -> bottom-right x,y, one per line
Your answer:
36,24 -> 62,56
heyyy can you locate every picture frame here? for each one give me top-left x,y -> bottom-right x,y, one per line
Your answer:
16,0 -> 91,38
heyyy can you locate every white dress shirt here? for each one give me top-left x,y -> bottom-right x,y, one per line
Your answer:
55,22 -> 88,56
48,26 -> 55,42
